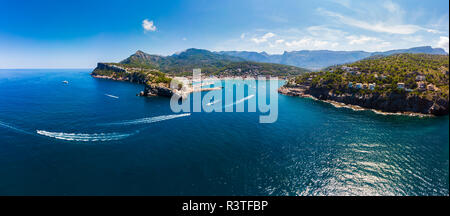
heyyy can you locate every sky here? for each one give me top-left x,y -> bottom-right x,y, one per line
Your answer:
0,0 -> 448,68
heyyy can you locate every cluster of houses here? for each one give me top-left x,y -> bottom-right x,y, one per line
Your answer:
340,66 -> 361,75
347,74 -> 436,92
222,67 -> 263,77
339,66 -> 389,79
348,82 -> 376,90
341,66 -> 377,91
412,74 -> 436,92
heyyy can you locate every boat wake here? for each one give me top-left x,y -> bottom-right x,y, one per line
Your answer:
0,121 -> 33,135
206,99 -> 221,106
105,94 -> 119,99
224,95 -> 255,108
36,130 -> 134,142
102,113 -> 191,126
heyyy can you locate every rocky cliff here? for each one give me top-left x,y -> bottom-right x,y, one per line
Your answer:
279,85 -> 449,116
91,63 -> 174,97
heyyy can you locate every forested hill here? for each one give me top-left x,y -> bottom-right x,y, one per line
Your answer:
100,48 -> 309,77
294,53 -> 449,96
282,53 -> 449,115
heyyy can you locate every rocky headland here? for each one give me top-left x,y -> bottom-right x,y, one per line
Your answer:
278,85 -> 448,116
92,63 -> 222,98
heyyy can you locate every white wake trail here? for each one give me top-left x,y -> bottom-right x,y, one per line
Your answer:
36,130 -> 134,142
103,113 -> 191,126
105,94 -> 119,99
0,121 -> 33,135
224,95 -> 255,108
206,99 -> 221,106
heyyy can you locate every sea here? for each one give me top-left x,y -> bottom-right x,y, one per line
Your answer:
0,69 -> 448,195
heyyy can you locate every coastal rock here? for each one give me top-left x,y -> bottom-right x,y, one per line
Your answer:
94,63 -> 126,74
91,63 -> 172,97
142,84 -> 174,97
278,86 -> 449,116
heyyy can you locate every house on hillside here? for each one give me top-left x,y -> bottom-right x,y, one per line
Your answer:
397,83 -> 405,89
417,82 -> 426,91
416,75 -> 426,81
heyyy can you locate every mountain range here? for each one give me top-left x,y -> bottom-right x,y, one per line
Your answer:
102,48 -> 309,76
218,46 -> 448,70
96,46 -> 447,78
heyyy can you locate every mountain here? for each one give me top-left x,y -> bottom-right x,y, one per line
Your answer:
95,48 -> 309,77
120,50 -> 166,68
91,48 -> 309,98
219,46 -> 448,70
216,51 -> 273,62
372,46 -> 448,56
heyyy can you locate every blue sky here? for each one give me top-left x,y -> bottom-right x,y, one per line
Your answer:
0,0 -> 448,68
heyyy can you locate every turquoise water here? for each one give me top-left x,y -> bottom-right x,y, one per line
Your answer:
0,69 -> 448,195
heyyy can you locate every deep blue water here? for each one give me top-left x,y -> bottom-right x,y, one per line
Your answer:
0,69 -> 448,196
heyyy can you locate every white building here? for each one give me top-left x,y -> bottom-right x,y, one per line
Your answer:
416,75 -> 426,81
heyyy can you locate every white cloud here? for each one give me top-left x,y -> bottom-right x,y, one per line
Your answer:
383,0 -> 401,14
142,19 -> 156,32
427,29 -> 442,34
437,36 -> 449,52
330,42 -> 339,48
307,26 -> 347,40
240,33 -> 246,39
331,0 -> 351,8
251,32 -> 276,44
285,38 -> 329,49
402,35 -> 423,43
182,37 -> 187,41
376,41 -> 392,50
275,39 -> 285,44
318,8 -> 439,35
346,35 -> 380,45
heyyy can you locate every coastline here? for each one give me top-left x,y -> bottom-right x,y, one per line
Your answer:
278,86 -> 434,117
93,73 -> 438,118
92,73 -> 225,98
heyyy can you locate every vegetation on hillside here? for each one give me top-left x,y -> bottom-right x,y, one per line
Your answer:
290,53 -> 449,99
115,48 -> 309,76
92,65 -> 172,86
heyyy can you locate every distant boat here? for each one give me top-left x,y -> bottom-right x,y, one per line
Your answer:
62,80 -> 69,84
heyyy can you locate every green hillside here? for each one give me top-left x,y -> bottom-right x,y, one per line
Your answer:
291,53 -> 449,99
103,48 -> 309,76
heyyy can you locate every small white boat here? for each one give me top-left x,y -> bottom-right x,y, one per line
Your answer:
62,80 -> 69,84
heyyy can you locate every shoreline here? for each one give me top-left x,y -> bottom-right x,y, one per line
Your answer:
93,74 -> 434,117
278,87 -> 434,118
